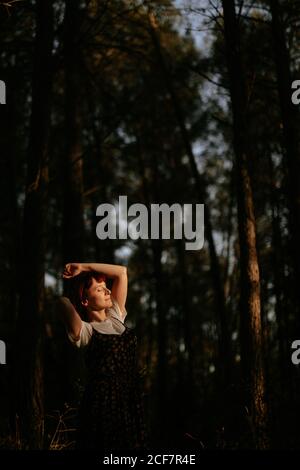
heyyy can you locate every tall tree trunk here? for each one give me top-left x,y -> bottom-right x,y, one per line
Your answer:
60,0 -> 86,408
0,72 -> 22,437
268,155 -> 292,405
147,11 -> 232,388
0,73 -> 21,324
136,136 -> 168,446
221,0 -> 269,448
270,0 -> 300,334
175,239 -> 194,397
63,1 -> 85,263
174,239 -> 195,442
16,0 -> 53,449
151,236 -> 167,443
89,113 -> 115,264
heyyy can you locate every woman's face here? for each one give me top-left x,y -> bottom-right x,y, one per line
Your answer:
83,278 -> 113,311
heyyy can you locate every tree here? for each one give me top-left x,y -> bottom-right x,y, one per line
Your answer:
16,0 -> 53,449
270,0 -> 300,334
221,0 -> 269,448
62,0 -> 85,263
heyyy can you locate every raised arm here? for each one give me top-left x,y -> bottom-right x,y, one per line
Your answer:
58,296 -> 82,341
63,263 -> 128,315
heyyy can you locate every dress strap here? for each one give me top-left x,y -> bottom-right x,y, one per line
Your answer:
113,316 -> 127,326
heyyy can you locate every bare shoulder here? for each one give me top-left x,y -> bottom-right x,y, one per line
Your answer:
59,296 -> 71,304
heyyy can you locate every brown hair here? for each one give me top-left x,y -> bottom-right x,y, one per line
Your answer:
64,271 -> 107,318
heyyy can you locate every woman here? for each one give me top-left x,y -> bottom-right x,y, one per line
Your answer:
59,262 -> 149,451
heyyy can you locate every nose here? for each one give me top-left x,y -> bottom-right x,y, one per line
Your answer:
105,287 -> 111,294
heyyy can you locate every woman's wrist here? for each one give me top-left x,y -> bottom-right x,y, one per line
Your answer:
80,263 -> 91,272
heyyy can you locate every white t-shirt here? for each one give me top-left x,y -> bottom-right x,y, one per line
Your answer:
68,297 -> 127,348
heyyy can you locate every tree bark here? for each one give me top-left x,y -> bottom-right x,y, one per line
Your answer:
268,154 -> 292,404
270,0 -> 300,334
0,72 -> 22,438
136,135 -> 168,446
175,240 -> 194,386
16,0 -> 53,449
221,0 -> 269,448
89,112 -> 115,264
62,1 -> 85,263
60,1 -> 86,408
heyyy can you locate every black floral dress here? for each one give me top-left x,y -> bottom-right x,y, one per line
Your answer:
76,323 -> 149,451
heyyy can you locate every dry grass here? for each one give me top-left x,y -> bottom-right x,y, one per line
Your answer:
0,405 -> 78,450
46,404 -> 77,450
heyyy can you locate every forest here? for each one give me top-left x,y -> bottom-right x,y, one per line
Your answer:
1,0 -> 300,453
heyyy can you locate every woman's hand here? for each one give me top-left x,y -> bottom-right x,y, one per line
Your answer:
63,263 -> 83,279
